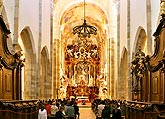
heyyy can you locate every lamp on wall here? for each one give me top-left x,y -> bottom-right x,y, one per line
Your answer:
72,0 -> 97,38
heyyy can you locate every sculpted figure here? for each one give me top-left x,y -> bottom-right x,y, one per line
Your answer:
0,0 -> 3,14
161,1 -> 165,15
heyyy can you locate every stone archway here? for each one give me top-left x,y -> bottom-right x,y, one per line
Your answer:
19,27 -> 36,99
133,26 -> 147,54
118,47 -> 128,100
40,46 -> 51,99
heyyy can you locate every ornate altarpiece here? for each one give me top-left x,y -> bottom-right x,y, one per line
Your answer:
61,37 -> 102,100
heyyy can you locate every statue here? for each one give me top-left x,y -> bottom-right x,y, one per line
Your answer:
131,47 -> 146,94
0,0 -> 3,15
161,0 -> 165,16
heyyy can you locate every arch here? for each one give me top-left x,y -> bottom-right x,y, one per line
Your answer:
118,47 -> 128,100
41,46 -> 49,60
19,27 -> 37,99
19,26 -> 36,54
133,26 -> 147,54
59,1 -> 109,45
40,46 -> 51,99
58,1 -> 108,25
60,1 -> 108,25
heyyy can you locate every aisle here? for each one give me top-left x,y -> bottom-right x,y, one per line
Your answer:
79,107 -> 96,119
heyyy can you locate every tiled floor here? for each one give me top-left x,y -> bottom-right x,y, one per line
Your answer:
79,107 -> 96,119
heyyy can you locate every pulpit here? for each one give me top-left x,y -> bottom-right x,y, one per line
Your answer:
128,3 -> 165,119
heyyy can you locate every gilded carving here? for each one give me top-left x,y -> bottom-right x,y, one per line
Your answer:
0,0 -> 3,15
131,47 -> 146,94
161,1 -> 165,16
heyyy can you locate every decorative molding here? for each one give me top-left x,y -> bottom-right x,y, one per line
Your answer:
0,16 -> 10,34
0,16 -> 24,70
153,17 -> 165,37
145,52 -> 165,73
152,76 -> 158,94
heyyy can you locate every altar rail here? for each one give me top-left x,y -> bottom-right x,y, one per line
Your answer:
126,101 -> 165,119
0,99 -> 39,119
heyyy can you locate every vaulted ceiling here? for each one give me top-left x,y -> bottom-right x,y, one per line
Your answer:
54,0 -> 109,46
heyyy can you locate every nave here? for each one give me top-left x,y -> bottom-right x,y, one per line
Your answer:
79,108 -> 96,119
0,0 -> 165,119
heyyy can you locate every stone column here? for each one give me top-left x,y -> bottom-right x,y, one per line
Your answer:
127,0 -> 132,100
146,0 -> 152,55
13,0 -> 19,45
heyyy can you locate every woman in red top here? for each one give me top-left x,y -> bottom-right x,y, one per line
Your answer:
45,102 -> 51,118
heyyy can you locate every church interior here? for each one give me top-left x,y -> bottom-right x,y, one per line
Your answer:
0,0 -> 165,119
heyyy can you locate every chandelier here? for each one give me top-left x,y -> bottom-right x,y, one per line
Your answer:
72,0 -> 97,38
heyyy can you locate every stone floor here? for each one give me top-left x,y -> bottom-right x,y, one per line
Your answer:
79,107 -> 96,119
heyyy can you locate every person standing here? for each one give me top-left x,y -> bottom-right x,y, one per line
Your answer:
112,103 -> 122,119
73,102 -> 79,119
38,106 -> 47,119
46,101 -> 51,119
55,106 -> 66,119
51,102 -> 59,117
65,101 -> 75,119
97,101 -> 105,119
102,105 -> 111,119
120,101 -> 126,118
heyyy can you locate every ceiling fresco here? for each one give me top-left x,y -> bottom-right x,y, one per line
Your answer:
60,2 -> 108,44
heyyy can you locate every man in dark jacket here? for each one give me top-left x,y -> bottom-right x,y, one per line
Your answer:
65,101 -> 75,119
73,102 -> 79,119
112,103 -> 122,119
55,106 -> 66,119
102,105 -> 111,119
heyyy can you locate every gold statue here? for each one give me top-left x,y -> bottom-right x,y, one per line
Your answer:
161,0 -> 165,16
0,0 -> 3,15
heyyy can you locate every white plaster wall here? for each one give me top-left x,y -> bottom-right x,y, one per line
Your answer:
19,0 -> 39,53
129,0 -> 160,56
130,0 -> 147,54
3,0 -> 15,40
41,0 -> 51,56
119,0 -> 127,55
150,0 -> 160,52
151,0 -> 160,35
3,0 -> 51,59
